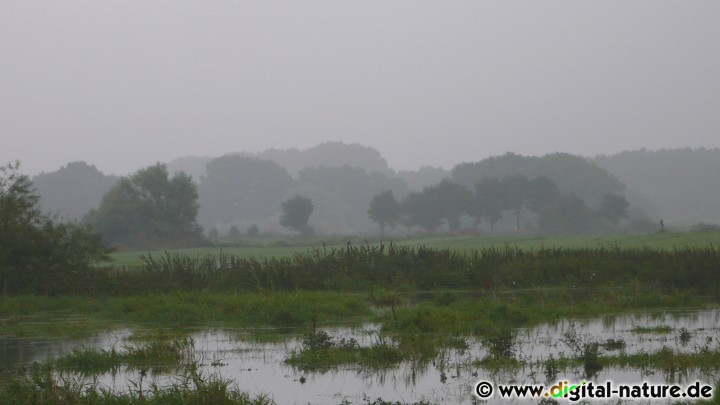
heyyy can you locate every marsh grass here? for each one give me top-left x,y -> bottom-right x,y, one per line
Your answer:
54,338 -> 196,375
632,325 -> 674,334
0,361 -> 275,405
284,330 -> 405,371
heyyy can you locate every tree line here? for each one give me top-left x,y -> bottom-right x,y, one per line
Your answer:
368,176 -> 629,235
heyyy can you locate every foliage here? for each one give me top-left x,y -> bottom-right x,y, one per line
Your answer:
9,241 -> 718,297
452,152 -> 625,207
367,190 -> 400,236
400,180 -> 471,232
537,194 -> 595,234
31,161 -> 119,220
597,193 -> 629,225
400,191 -> 442,232
0,161 -> 111,294
0,361 -> 275,405
87,163 -> 204,248
197,155 -> 296,229
470,177 -> 504,231
280,195 -> 314,236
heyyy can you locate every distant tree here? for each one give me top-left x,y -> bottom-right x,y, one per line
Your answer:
246,224 -> 260,237
281,195 -> 314,236
537,194 -> 594,234
367,190 -> 400,236
31,161 -> 119,220
596,193 -> 629,225
400,191 -> 443,233
400,180 -> 470,233
451,152 -> 625,207
1,161 -> 110,294
87,164 -> 203,247
500,176 -> 530,231
198,156 -> 296,229
526,176 -> 561,214
207,227 -> 219,241
297,165 -> 406,234
471,177 -> 504,231
227,225 -> 241,240
425,180 -> 472,231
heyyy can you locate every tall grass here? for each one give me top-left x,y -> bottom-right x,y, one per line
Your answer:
41,243 -> 720,296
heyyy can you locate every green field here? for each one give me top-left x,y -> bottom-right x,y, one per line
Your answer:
110,231 -> 720,266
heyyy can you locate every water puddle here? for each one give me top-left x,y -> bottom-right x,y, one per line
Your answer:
1,309 -> 719,404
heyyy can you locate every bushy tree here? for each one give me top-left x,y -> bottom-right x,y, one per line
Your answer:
526,176 -> 561,214
427,180 -> 472,231
471,177 -> 504,231
499,175 -> 530,231
400,191 -> 442,233
198,156 -> 296,228
537,194 -> 595,234
0,161 -> 110,294
281,195 -> 314,236
400,180 -> 471,233
597,193 -> 629,225
87,164 -> 203,248
367,190 -> 400,236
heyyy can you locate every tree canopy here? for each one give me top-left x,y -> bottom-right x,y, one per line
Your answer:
367,190 -> 400,236
280,195 -> 314,236
87,164 -> 203,248
0,161 -> 110,294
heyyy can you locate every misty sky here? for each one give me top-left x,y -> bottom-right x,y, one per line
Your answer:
2,1 -> 719,176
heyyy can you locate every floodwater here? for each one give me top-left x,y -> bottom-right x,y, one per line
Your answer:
1,309 -> 719,404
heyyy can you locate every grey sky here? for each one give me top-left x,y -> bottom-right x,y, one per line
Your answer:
2,1 -> 719,176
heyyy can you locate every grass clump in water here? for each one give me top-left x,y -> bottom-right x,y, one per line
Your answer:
0,361 -> 275,405
284,330 -> 404,371
631,325 -> 674,334
54,337 -> 196,375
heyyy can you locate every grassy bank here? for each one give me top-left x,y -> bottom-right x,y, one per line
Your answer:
109,231 -> 720,266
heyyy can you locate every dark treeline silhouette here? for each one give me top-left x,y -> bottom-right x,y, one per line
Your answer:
25,145 -> 720,247
370,176 -> 630,235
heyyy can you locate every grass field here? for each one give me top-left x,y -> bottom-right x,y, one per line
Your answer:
109,231 -> 720,266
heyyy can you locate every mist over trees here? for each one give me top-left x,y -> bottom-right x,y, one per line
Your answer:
197,156 -> 296,230
86,164 -> 203,248
452,152 -> 625,208
594,148 -> 720,225
367,190 -> 400,236
24,144 -> 720,244
31,162 -> 119,220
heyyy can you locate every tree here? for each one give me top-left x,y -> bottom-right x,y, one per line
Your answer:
87,164 -> 203,247
597,193 -> 629,225
500,176 -> 529,231
281,195 -> 314,236
367,190 -> 400,236
471,177 -> 504,231
526,176 -> 561,214
31,161 -> 119,220
424,180 -> 472,231
0,161 -> 110,294
400,191 -> 442,233
198,156 -> 296,229
537,193 -> 594,234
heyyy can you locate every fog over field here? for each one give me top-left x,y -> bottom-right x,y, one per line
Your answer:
2,1 -> 720,176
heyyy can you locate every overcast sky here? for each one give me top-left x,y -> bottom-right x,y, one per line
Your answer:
2,1 -> 719,176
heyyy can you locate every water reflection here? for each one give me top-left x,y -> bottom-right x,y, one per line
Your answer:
1,310 -> 718,404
